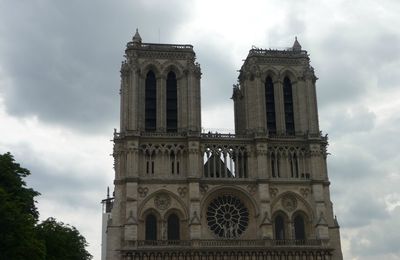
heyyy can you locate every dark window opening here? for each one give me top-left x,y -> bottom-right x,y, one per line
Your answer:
167,214 -> 180,240
145,214 -> 157,240
151,161 -> 154,174
177,162 -> 180,175
265,76 -> 276,134
293,154 -> 299,178
276,154 -> 281,177
271,153 -> 276,177
283,77 -> 295,135
166,72 -> 177,132
275,215 -> 285,240
294,215 -> 306,240
145,71 -> 157,131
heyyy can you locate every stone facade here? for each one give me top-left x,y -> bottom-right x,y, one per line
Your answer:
105,31 -> 343,260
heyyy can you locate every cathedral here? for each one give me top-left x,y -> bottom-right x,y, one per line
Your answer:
102,30 -> 343,260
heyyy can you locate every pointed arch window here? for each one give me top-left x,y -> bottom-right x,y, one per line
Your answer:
283,77 -> 295,135
274,215 -> 285,240
145,214 -> 157,240
265,76 -> 276,134
271,153 -> 276,178
290,153 -> 299,178
145,71 -> 157,131
294,215 -> 306,240
166,71 -> 177,132
167,214 -> 180,240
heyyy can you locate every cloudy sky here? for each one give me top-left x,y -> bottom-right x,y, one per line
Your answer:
1,0 -> 399,259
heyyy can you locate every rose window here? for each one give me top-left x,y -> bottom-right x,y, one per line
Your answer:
206,195 -> 249,238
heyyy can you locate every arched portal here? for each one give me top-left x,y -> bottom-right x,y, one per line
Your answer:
145,214 -> 157,240
167,213 -> 180,240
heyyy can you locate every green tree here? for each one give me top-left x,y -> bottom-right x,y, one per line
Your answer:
36,218 -> 93,260
0,152 -> 45,260
0,152 -> 93,260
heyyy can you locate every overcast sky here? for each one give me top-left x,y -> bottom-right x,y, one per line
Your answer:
1,1 -> 399,259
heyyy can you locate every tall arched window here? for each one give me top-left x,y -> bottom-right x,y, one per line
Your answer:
294,215 -> 306,240
265,76 -> 276,134
166,71 -> 177,132
145,71 -> 157,131
290,153 -> 299,178
167,214 -> 180,240
271,153 -> 276,178
274,215 -> 285,240
145,214 -> 157,240
283,76 -> 295,135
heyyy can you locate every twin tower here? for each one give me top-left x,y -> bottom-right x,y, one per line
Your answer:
104,30 -> 343,260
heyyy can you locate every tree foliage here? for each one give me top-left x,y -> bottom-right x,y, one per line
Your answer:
0,152 -> 45,260
0,152 -> 92,260
36,218 -> 93,260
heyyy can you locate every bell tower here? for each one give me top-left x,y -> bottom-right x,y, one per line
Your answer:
105,33 -> 343,260
233,37 -> 319,136
119,29 -> 202,134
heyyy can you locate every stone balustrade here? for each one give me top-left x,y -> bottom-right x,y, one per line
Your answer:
124,239 -> 327,249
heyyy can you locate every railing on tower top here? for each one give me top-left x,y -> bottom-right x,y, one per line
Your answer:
127,42 -> 194,50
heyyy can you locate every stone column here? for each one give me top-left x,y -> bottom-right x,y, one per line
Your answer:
157,76 -> 166,132
258,183 -> 272,238
274,80 -> 285,135
188,182 -> 201,239
124,182 -> 138,241
256,142 -> 268,179
306,77 -> 319,134
291,80 -> 301,135
126,140 -> 139,177
120,65 -> 129,132
296,80 -> 308,134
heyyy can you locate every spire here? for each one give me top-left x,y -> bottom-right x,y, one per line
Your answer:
132,28 -> 142,45
292,36 -> 302,51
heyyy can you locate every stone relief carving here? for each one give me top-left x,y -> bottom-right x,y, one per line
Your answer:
269,187 -> 279,198
199,184 -> 209,195
126,210 -> 137,224
247,184 -> 257,195
260,211 -> 271,226
154,193 -> 171,210
300,188 -> 310,198
138,187 -> 148,198
177,187 -> 187,197
281,194 -> 298,212
190,211 -> 201,225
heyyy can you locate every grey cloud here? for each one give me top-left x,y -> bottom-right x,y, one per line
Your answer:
339,193 -> 389,228
313,26 -> 400,110
3,142 -> 110,212
0,0 -> 192,132
351,207 -> 400,258
195,43 -> 238,108
321,106 -> 376,137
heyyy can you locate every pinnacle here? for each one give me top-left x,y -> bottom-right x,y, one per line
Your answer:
132,28 -> 142,44
292,36 -> 302,51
